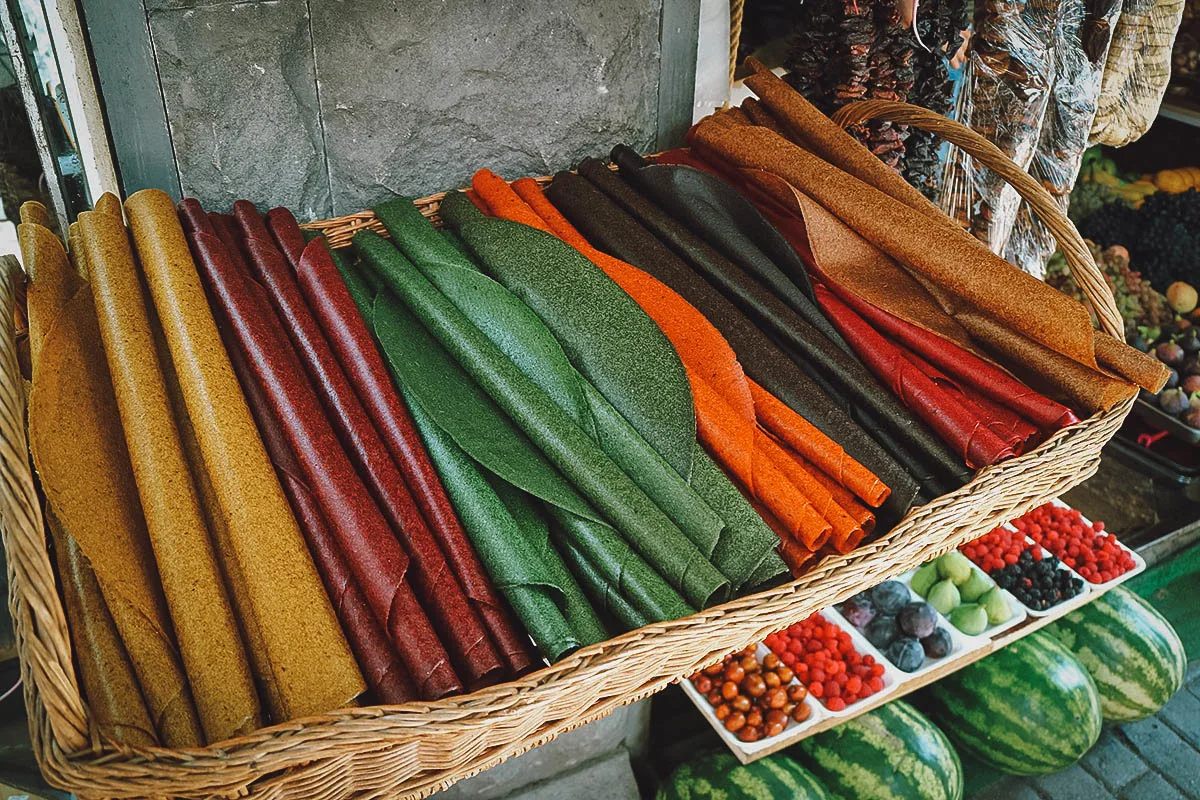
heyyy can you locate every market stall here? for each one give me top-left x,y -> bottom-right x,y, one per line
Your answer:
0,1 -> 1193,799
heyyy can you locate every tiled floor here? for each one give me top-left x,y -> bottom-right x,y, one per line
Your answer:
974,662 -> 1200,800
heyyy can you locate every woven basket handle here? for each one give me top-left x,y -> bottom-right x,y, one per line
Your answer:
830,100 -> 1124,341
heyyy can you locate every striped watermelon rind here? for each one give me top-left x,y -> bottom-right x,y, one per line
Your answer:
656,751 -> 831,800
1043,586 -> 1186,722
925,631 -> 1102,776
795,699 -> 963,800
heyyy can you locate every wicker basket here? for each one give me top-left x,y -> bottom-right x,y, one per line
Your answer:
1,101 -> 1132,800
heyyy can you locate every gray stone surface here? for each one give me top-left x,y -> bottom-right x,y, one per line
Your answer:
1036,764 -> 1113,800
1119,770 -> 1187,800
434,699 -> 649,799
1121,717 -> 1200,796
508,750 -> 639,800
1081,730 -> 1147,793
308,0 -> 663,214
1160,688 -> 1200,749
974,779 -> 1044,800
149,0 -> 332,217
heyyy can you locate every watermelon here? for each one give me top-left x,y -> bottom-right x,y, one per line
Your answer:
925,631 -> 1101,776
1043,586 -> 1186,722
656,751 -> 831,800
793,699 -> 963,800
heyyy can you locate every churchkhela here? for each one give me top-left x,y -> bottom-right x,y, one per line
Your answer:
17,67 -> 1164,748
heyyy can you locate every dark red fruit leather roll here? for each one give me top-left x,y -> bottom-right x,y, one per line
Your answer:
223,313 -> 416,705
177,199 -> 461,700
267,208 -> 534,677
230,201 -> 504,689
814,284 -> 1017,470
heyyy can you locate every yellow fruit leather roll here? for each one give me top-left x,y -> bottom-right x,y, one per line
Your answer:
124,189 -> 364,721
23,222 -> 204,748
48,508 -> 158,748
79,209 -> 262,744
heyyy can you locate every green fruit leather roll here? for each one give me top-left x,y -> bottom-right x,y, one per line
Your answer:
357,211 -> 730,610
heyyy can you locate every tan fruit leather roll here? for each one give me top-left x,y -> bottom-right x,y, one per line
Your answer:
19,200 -> 54,230
79,209 -> 261,744
733,64 -> 1166,394
49,509 -> 158,747
123,189 -> 364,720
23,221 -> 204,748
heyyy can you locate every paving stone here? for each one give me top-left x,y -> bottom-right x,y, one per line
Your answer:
1118,770 -> 1187,800
1080,730 -> 1147,793
308,0 -> 663,214
974,777 -> 1044,800
149,0 -> 333,217
435,700 -> 649,799
1119,718 -> 1200,797
507,749 -> 639,800
1159,687 -> 1200,749
1032,763 -> 1114,800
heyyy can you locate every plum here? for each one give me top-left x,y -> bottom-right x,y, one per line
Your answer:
1182,375 -> 1200,395
1181,327 -> 1200,354
898,601 -> 938,638
886,637 -> 925,672
864,615 -> 898,650
1157,342 -> 1186,367
921,628 -> 953,659
841,595 -> 875,628
1166,368 -> 1181,389
1182,356 -> 1200,377
871,581 -> 910,615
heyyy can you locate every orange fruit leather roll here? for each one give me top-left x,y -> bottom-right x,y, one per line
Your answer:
78,208 -> 261,744
123,190 -> 364,722
746,378 -> 888,508
476,173 -> 833,550
748,498 -> 816,577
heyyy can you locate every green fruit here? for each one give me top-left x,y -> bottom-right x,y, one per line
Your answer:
926,631 -> 1102,775
656,751 -> 831,800
981,588 -> 1012,625
958,569 -> 994,603
1043,587 -> 1186,722
950,603 -> 988,635
911,562 -> 940,597
937,552 -> 974,585
794,700 -> 963,800
928,580 -> 961,616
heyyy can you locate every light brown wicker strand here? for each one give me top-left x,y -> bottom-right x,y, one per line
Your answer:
3,102 -> 1137,799
730,0 -> 745,85
830,100 -> 1124,340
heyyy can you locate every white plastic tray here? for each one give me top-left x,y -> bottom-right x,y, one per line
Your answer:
895,564 -> 1027,641
678,643 -> 825,759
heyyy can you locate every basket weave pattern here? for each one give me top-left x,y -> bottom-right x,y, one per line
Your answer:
1,102 -> 1132,799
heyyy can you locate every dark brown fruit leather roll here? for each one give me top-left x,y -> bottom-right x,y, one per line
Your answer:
177,200 -> 461,700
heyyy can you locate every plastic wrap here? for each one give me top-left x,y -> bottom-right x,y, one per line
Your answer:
940,0 -> 1064,253
1003,0 -> 1123,278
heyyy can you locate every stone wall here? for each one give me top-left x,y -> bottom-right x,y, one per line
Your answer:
128,0 -> 664,220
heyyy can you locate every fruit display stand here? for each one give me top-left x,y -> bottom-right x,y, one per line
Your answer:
0,103 -> 1140,800
680,498 -> 1143,764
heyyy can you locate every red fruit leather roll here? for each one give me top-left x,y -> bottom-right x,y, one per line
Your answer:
814,284 -> 1017,470
266,208 -> 534,677
907,357 -> 1041,455
812,270 -> 1079,433
177,200 -> 461,700
230,202 -> 505,689
223,313 -> 416,705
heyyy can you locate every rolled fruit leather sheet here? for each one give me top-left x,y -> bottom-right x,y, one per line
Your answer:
176,200 -> 458,701
469,174 -> 848,552
360,205 -> 729,610
710,64 -> 1168,396
50,510 -> 158,747
438,183 -> 783,582
327,247 -> 609,657
229,202 -> 503,689
24,220 -> 204,748
197,212 -> 416,704
584,154 -> 970,489
77,207 -> 260,743
273,214 -> 534,675
353,231 -> 698,621
541,171 -> 926,520
123,191 -> 364,720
